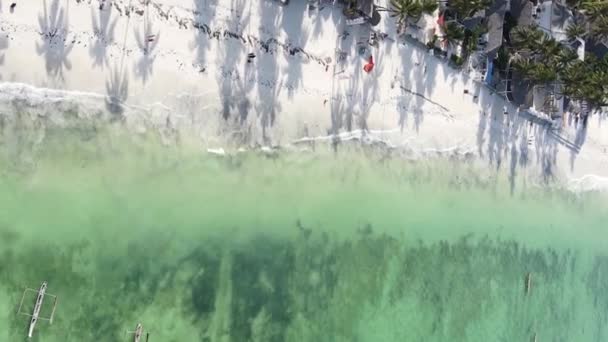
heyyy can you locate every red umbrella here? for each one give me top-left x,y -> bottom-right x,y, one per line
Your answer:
363,55 -> 374,73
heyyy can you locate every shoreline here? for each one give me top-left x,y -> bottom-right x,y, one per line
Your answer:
1,102 -> 607,197
2,80 -> 608,194
0,0 -> 607,191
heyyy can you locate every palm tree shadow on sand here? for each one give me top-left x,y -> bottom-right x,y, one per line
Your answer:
190,0 -> 217,69
90,4 -> 118,68
0,30 -> 7,80
36,0 -> 73,81
105,63 -> 129,118
0,0 -> 7,76
255,0 -> 282,144
134,2 -> 160,83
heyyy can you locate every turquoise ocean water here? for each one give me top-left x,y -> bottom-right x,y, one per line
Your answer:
0,123 -> 607,341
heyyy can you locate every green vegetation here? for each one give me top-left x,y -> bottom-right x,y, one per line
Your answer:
383,0 -> 438,24
448,0 -> 492,20
442,21 -> 466,49
509,25 -> 608,109
464,23 -> 488,56
562,55 -> 608,108
566,21 -> 587,41
378,0 -> 608,112
567,0 -> 608,40
450,54 -> 465,66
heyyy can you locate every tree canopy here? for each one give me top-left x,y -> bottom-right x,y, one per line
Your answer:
388,0 -> 438,23
448,0 -> 492,20
510,26 -> 608,109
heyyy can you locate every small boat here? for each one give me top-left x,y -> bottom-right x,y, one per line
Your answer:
134,323 -> 143,342
127,323 -> 149,342
16,281 -> 58,338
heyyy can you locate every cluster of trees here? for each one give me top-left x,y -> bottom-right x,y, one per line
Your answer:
384,0 -> 491,63
565,0 -> 608,42
447,0 -> 491,20
381,0 -> 438,24
382,0 -> 607,109
510,25 -> 608,109
385,0 -> 491,22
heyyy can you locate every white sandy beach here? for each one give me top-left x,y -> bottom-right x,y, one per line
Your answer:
0,0 -> 607,191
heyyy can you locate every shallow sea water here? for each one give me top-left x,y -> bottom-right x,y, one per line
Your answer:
0,125 -> 607,341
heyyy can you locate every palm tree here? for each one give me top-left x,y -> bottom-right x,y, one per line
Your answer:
387,0 -> 437,24
539,35 -> 562,59
562,60 -> 585,84
583,71 -> 608,107
594,54 -> 608,71
562,55 -> 608,108
528,64 -> 558,85
590,16 -> 608,42
442,22 -> 465,49
568,0 -> 608,44
495,46 -> 511,74
449,0 -> 492,20
579,0 -> 608,17
512,56 -> 535,78
420,0 -> 439,17
562,62 -> 586,99
389,0 -> 420,24
566,22 -> 587,41
554,48 -> 579,69
465,24 -> 488,54
510,25 -> 544,54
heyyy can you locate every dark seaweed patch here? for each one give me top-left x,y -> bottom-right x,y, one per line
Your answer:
186,247 -> 221,318
230,235 -> 294,342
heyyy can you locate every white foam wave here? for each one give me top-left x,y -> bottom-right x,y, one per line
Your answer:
0,82 -> 178,129
567,174 -> 608,193
1,82 -> 606,195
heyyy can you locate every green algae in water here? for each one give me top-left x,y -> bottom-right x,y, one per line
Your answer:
0,126 -> 607,341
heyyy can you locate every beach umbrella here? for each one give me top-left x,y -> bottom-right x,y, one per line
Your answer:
363,55 -> 375,73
